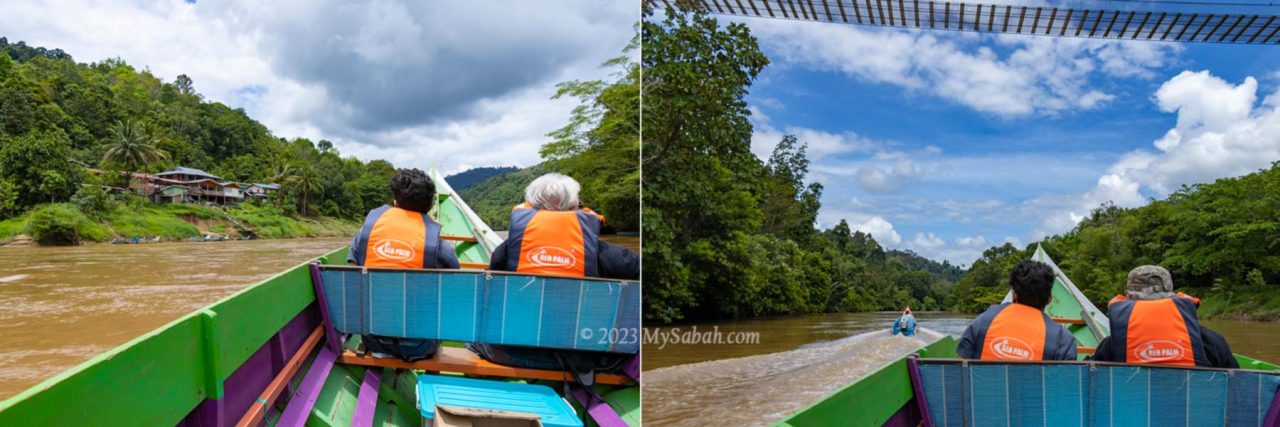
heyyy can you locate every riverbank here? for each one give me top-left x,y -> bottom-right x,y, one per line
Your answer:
1197,286 -> 1280,321
0,202 -> 359,246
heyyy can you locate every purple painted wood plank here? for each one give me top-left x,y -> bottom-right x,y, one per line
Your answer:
882,402 -> 922,427
906,355 -> 934,427
179,303 -> 321,427
350,368 -> 382,427
1263,384 -> 1280,427
277,346 -> 338,427
309,262 -> 344,354
622,355 -> 640,382
568,385 -> 628,427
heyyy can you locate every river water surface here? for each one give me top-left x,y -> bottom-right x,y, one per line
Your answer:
0,238 -> 349,399
642,311 -> 1280,426
0,235 -> 637,400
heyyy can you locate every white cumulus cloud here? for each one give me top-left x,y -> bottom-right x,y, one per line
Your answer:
1039,70 -> 1280,235
911,232 -> 946,250
750,107 -> 873,161
851,216 -> 902,246
956,235 -> 988,247
745,19 -> 1178,118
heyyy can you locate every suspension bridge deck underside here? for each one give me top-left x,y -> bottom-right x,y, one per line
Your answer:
652,0 -> 1280,44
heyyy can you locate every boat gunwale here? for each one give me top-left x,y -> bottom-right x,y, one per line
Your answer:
770,334 -> 956,426
915,356 -> 1280,375
319,263 -> 639,283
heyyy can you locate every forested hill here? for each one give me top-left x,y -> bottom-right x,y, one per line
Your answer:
457,162 -> 639,234
0,34 -> 639,243
445,166 -> 518,192
888,250 -> 965,283
0,36 -> 400,221
952,162 -> 1280,320
458,165 -> 548,230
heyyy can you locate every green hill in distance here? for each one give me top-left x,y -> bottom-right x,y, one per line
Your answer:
458,165 -> 548,231
445,166 -> 518,192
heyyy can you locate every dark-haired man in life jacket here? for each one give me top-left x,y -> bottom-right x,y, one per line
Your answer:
471,173 -> 638,371
1091,265 -> 1237,368
347,168 -> 460,361
957,260 -> 1078,361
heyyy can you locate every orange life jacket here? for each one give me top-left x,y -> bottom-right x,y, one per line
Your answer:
505,208 -> 601,277
351,205 -> 446,269
978,303 -> 1048,361
513,202 -> 605,223
1107,294 -> 1207,367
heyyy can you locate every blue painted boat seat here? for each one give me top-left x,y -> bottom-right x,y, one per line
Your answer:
915,359 -> 1280,427
313,265 -> 640,354
418,375 -> 584,427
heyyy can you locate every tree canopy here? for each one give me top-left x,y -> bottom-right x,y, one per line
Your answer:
951,163 -> 1280,315
641,9 -> 959,323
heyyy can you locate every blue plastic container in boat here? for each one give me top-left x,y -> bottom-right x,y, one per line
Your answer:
417,375 -> 583,427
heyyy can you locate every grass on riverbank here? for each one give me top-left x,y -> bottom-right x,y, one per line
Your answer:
1196,286 -> 1280,321
0,202 -> 359,245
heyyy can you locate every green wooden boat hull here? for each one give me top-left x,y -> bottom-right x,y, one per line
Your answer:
0,169 -> 639,426
775,245 -> 1277,426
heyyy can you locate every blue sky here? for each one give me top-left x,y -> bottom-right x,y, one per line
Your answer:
731,16 -> 1280,265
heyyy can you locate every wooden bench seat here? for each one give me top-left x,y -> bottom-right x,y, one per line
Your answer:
338,346 -> 635,386
440,234 -> 479,243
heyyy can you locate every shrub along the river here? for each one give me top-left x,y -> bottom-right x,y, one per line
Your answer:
26,204 -> 107,245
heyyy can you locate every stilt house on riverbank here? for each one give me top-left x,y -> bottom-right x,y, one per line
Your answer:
90,166 -> 280,206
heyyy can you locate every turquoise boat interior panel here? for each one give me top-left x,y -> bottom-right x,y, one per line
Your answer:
918,360 -> 1280,427
317,266 -> 640,353
417,375 -> 584,427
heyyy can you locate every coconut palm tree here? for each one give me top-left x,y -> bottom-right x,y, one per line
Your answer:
102,120 -> 169,189
268,162 -> 296,185
290,164 -> 322,216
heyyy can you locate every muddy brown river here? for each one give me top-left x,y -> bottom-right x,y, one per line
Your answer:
0,235 -> 637,400
0,238 -> 349,400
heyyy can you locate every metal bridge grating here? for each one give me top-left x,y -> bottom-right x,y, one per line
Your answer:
648,0 -> 1280,45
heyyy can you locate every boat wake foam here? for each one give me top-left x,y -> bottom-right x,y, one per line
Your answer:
643,328 -> 940,426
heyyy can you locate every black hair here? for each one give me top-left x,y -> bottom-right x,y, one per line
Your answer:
389,168 -> 435,213
1010,260 -> 1055,310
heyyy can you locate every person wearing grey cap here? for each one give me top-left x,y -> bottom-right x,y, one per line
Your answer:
1091,265 -> 1238,368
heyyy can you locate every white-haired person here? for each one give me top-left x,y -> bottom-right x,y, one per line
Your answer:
471,173 -> 638,372
487,173 -> 638,280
